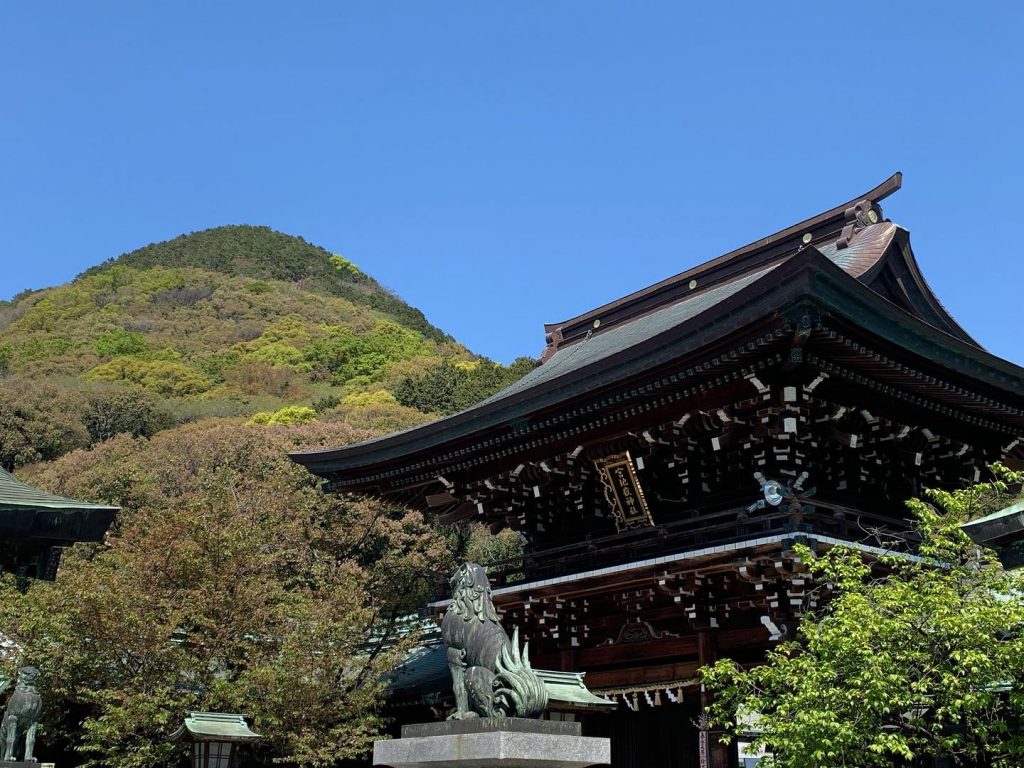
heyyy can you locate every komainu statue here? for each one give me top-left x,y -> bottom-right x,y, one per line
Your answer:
442,562 -> 548,719
1,666 -> 42,762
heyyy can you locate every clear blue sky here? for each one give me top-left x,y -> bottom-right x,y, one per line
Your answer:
2,3 -> 1022,364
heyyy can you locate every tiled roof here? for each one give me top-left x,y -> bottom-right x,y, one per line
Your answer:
962,501 -> 1024,544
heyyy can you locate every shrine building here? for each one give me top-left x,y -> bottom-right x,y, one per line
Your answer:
292,173 -> 1024,768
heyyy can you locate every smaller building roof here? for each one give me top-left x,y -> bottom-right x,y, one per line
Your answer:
539,669 -> 617,710
0,468 -> 118,512
170,712 -> 263,743
0,468 -> 118,543
963,501 -> 1024,569
389,639 -> 614,710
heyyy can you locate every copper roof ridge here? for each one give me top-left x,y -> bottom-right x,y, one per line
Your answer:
542,172 -> 903,352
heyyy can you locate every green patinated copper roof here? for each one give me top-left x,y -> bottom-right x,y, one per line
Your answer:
170,712 -> 263,743
964,500 -> 1024,532
0,468 -> 118,512
538,669 -> 616,709
0,468 -> 118,543
963,501 -> 1024,569
389,639 -> 614,710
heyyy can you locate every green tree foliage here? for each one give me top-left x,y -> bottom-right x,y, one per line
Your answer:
0,382 -> 90,470
81,386 -> 174,444
85,357 -> 211,397
249,405 -> 318,426
306,322 -> 430,384
94,329 -> 148,357
702,466 -> 1024,768
0,227 -> 529,459
328,254 -> 362,277
394,357 -> 536,415
1,421 -> 452,768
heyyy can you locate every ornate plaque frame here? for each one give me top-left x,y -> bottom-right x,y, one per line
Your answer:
595,451 -> 654,531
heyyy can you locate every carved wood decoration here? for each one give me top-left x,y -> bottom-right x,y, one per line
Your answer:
594,451 -> 654,531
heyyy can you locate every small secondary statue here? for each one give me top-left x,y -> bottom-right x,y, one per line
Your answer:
373,563 -> 610,768
0,666 -> 43,766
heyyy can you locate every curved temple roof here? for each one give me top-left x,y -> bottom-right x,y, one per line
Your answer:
291,174 -> 1024,490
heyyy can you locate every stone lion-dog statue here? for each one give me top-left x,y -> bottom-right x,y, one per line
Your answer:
441,562 -> 547,719
1,666 -> 42,762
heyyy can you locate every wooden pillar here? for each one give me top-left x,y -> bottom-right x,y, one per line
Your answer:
697,629 -> 730,768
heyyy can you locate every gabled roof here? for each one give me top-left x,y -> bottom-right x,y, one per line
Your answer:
291,175 -> 1024,489
0,468 -> 119,542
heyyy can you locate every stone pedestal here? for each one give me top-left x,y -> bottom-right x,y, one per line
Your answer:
373,718 -> 610,768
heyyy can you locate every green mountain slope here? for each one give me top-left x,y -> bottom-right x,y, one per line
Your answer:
0,226 -> 534,469
80,225 -> 449,342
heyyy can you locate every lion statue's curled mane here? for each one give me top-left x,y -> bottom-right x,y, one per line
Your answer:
441,562 -> 547,719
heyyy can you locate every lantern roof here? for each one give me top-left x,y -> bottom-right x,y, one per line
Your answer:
170,712 -> 263,743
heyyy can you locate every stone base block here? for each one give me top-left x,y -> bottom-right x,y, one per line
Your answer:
374,718 -> 609,768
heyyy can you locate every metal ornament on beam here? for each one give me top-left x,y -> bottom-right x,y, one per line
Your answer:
594,451 -> 654,531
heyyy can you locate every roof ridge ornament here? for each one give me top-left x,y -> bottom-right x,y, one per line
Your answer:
835,198 -> 883,250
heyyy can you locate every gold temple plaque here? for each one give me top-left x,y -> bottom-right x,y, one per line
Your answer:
595,451 -> 654,531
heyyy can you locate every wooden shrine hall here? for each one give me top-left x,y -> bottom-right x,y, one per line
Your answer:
292,173 -> 1024,768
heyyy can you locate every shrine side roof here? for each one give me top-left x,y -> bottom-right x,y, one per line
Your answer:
0,468 -> 119,543
0,468 -> 119,513
962,501 -> 1024,546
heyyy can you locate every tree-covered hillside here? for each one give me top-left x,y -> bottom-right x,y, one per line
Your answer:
0,227 -> 534,767
80,225 -> 448,342
0,226 -> 535,469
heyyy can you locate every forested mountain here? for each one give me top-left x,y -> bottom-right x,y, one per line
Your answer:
79,225 -> 447,341
0,225 -> 534,469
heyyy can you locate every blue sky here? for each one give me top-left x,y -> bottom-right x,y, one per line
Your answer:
2,2 -> 1022,364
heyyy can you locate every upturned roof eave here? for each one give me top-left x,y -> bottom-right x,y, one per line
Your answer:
887,228 -> 981,347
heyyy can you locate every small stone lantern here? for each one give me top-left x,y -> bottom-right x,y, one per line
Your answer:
171,712 -> 263,768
